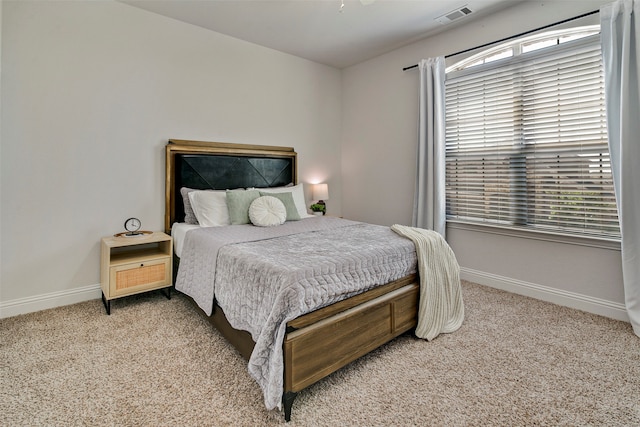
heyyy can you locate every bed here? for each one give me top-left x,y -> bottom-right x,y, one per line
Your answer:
165,139 -> 421,421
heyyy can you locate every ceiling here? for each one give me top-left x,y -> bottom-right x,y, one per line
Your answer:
121,0 -> 523,69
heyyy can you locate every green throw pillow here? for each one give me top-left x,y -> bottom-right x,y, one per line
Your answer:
259,191 -> 301,221
226,189 -> 260,225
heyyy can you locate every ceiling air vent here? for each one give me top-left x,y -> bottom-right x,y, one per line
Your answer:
436,5 -> 473,24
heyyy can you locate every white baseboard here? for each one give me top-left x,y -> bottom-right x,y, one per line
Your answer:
461,267 -> 630,322
0,284 -> 102,319
0,272 -> 629,323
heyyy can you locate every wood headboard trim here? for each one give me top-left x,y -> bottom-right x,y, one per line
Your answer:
165,140 -> 298,233
168,139 -> 295,153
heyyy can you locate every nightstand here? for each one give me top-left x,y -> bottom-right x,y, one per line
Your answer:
100,231 -> 173,314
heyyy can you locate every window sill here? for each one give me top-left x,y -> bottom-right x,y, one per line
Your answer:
446,220 -> 621,251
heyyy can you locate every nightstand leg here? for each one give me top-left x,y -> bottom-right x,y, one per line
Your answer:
160,287 -> 171,300
101,292 -> 111,315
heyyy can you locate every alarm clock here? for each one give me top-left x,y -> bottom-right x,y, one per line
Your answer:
124,217 -> 142,236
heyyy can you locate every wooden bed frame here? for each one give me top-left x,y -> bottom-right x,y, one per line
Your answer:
165,140 -> 419,421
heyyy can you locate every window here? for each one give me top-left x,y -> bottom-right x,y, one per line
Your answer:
445,27 -> 620,239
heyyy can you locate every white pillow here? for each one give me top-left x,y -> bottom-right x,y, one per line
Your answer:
188,190 -> 230,227
249,196 -> 286,227
258,183 -> 313,219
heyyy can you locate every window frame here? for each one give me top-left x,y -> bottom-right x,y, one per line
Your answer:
444,30 -> 620,242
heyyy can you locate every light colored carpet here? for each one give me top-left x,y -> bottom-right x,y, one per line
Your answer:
1,281 -> 638,426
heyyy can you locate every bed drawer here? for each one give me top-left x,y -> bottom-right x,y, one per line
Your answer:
284,282 -> 418,392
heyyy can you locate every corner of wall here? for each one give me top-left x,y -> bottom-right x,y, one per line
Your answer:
1,0 -> 4,299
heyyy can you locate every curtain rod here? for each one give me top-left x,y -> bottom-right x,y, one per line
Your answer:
402,9 -> 599,71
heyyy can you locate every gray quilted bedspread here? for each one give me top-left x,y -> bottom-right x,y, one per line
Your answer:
175,217 -> 417,411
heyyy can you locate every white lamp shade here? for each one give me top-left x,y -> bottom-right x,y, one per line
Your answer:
313,183 -> 329,200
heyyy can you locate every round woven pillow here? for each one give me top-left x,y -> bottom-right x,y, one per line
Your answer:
249,196 -> 287,227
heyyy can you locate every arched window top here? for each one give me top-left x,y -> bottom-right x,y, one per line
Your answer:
446,25 -> 600,73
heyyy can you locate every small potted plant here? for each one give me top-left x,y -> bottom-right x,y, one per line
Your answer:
310,203 -> 326,216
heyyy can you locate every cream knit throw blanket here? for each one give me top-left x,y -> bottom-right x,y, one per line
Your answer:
391,224 -> 464,341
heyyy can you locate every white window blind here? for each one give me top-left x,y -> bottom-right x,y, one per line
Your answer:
445,35 -> 620,239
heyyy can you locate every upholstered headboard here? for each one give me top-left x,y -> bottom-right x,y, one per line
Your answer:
165,140 -> 297,233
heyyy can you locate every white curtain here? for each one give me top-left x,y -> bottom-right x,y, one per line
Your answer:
412,57 -> 446,236
601,0 -> 640,337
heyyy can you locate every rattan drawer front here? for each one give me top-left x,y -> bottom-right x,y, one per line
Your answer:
116,263 -> 165,290
109,258 -> 171,297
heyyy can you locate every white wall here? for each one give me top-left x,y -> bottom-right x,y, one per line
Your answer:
2,0 -> 627,322
0,1 -> 342,316
0,0 -> 3,315
342,0 -> 627,320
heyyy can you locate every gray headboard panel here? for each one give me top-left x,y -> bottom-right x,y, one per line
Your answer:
165,140 -> 297,233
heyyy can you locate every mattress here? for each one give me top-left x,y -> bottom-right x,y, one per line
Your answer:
171,222 -> 200,258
